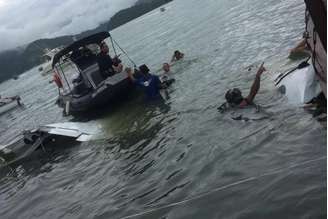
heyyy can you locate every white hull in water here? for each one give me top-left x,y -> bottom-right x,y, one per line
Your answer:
0,97 -> 21,115
275,62 -> 321,104
0,122 -> 101,165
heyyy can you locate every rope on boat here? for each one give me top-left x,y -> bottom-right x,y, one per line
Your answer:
111,37 -> 137,68
121,156 -> 326,219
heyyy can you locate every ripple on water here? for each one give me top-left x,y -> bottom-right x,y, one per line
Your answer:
0,0 -> 326,218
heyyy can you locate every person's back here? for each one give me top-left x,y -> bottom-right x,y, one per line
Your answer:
137,74 -> 162,99
127,65 -> 163,100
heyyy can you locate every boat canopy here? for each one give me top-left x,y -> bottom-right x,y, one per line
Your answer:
52,31 -> 110,68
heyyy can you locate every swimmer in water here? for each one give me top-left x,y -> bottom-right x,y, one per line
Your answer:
171,50 -> 184,62
218,62 -> 266,112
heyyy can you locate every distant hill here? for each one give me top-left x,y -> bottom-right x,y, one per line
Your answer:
0,0 -> 172,83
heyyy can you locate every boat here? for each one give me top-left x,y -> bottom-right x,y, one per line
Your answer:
51,31 -> 135,115
0,96 -> 22,115
39,46 -> 72,76
274,60 -> 321,104
276,1 -> 326,106
304,0 -> 326,98
39,47 -> 61,76
0,122 -> 99,165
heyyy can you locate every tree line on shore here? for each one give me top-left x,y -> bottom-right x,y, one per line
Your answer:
0,0 -> 172,83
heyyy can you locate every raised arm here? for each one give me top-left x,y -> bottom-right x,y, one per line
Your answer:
245,63 -> 266,104
171,54 -> 176,62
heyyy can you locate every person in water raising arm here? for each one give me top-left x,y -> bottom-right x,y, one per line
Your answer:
218,63 -> 266,112
126,64 -> 167,100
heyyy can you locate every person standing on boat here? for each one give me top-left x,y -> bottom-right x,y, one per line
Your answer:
220,63 -> 266,110
97,41 -> 118,78
126,64 -> 166,100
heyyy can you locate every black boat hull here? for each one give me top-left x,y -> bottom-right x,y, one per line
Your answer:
58,77 -> 134,114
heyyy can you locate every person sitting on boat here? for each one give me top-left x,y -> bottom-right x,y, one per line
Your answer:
171,50 -> 184,62
219,63 -> 266,111
126,64 -> 166,100
97,41 -> 123,78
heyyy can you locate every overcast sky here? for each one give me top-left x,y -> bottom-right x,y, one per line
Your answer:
0,0 -> 137,51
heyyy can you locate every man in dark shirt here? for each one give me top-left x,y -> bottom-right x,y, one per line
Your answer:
126,64 -> 165,100
97,42 -> 115,78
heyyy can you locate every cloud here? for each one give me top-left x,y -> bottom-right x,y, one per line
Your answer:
0,0 -> 137,51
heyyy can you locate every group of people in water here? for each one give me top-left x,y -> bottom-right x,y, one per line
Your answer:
95,40 -> 184,100
95,40 -> 267,109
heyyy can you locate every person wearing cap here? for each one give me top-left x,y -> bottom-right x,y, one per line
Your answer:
224,63 -> 266,108
126,64 -> 165,100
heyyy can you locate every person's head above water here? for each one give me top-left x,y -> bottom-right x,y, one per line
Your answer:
162,63 -> 170,73
225,88 -> 244,106
139,64 -> 150,75
173,50 -> 184,60
99,41 -> 109,54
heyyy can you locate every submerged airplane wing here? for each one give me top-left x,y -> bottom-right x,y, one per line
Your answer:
39,122 -> 101,142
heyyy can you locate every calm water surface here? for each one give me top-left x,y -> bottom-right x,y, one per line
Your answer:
0,0 -> 326,218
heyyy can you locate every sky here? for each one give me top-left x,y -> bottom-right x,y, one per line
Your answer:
0,0 -> 137,51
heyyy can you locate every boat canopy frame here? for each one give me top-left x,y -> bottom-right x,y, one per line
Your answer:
52,31 -> 110,68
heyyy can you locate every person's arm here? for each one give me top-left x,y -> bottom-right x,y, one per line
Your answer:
171,54 -> 176,62
290,39 -> 307,54
245,62 -> 266,104
125,67 -> 135,81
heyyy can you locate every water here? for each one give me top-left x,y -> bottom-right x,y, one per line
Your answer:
0,0 -> 326,218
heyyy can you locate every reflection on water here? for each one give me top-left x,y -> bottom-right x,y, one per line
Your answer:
0,0 -> 326,218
